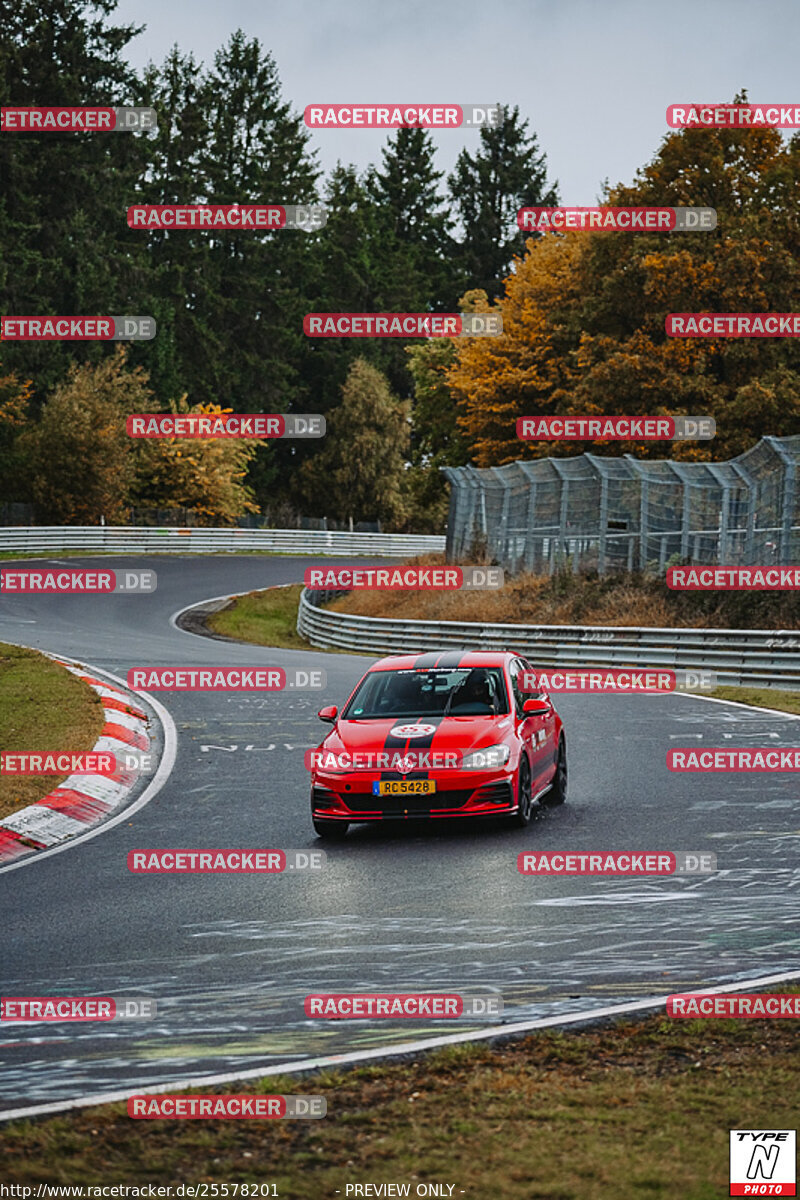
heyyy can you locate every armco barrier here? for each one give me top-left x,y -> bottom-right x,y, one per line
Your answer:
297,589 -> 800,688
0,527 -> 445,558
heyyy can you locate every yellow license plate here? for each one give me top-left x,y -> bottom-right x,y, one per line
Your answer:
372,780 -> 436,796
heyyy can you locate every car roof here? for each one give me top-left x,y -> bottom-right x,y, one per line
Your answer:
367,652 -> 518,672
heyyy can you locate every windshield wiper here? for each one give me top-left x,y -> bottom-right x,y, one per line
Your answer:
442,678 -> 467,718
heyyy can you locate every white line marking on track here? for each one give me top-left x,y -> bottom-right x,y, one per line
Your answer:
168,583 -> 294,635
673,690 -> 800,721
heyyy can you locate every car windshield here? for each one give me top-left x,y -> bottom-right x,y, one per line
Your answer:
341,667 -> 509,719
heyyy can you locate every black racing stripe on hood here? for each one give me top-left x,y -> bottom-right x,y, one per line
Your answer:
434,650 -> 468,669
380,715 -> 443,779
383,716 -> 443,751
412,652 -> 441,668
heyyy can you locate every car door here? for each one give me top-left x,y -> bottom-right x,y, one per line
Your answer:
511,657 -> 557,794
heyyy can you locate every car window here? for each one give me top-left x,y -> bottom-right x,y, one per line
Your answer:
515,657 -> 546,702
508,659 -> 528,716
342,666 -> 510,719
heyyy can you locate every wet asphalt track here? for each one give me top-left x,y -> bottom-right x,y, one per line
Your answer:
0,554 -> 799,1110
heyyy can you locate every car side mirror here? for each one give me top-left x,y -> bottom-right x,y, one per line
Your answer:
318,705 -> 338,723
523,697 -> 552,716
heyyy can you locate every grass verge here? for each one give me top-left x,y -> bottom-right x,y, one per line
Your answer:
0,643 -> 105,819
709,685 -> 800,715
206,584 -> 310,650
1,1002 -> 798,1195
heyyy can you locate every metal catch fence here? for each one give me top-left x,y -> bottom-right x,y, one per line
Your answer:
443,435 -> 800,576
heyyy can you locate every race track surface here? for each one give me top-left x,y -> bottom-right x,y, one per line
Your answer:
1,555 -> 799,1110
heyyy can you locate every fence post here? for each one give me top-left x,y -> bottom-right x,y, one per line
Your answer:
524,483 -> 538,573
555,468 -> 569,575
586,454 -> 607,576
774,445 -> 796,564
498,482 -> 511,564
731,463 -> 756,565
465,473 -> 479,558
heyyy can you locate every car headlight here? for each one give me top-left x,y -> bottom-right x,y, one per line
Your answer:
460,744 -> 510,770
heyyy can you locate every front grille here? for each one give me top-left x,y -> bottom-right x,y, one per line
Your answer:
343,789 -> 475,814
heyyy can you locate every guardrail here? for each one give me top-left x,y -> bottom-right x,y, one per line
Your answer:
297,589 -> 800,688
0,526 -> 446,558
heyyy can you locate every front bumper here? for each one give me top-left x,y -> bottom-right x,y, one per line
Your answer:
310,769 -> 518,821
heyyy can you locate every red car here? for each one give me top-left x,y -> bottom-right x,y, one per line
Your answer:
309,651 -> 567,839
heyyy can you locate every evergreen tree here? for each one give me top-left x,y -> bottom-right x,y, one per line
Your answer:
296,358 -> 409,527
370,127 -> 457,308
135,47 -> 212,405
448,106 -> 558,298
0,0 -> 150,401
141,31 -> 320,415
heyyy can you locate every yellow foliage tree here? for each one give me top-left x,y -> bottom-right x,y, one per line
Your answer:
29,348 -> 147,523
132,396 -> 261,525
447,234 -> 585,465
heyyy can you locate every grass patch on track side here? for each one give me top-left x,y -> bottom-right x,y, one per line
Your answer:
206,584 -> 310,650
0,643 -> 105,819
709,685 -> 800,715
1,1002 -> 799,1194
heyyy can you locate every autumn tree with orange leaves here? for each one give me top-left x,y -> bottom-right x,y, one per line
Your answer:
0,363 -> 32,503
448,95 -> 800,467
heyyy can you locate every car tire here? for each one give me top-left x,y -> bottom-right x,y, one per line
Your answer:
312,818 -> 349,840
512,755 -> 533,827
541,737 -> 567,807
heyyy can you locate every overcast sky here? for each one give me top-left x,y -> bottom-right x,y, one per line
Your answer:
114,0 -> 798,203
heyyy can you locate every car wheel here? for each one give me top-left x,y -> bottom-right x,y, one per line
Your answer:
541,737 -> 567,807
512,755 -> 533,827
312,818 -> 349,840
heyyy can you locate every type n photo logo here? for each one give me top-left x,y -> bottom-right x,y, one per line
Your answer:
729,1130 -> 796,1195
